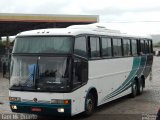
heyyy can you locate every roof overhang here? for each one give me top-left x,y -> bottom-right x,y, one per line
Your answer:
0,13 -> 99,36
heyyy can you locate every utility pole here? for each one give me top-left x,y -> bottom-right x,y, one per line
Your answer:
6,35 -> 10,73
0,37 -> 2,72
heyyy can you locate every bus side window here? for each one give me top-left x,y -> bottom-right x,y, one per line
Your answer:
140,40 -> 145,54
145,40 -> 149,54
89,36 -> 100,58
131,39 -> 137,56
149,40 -> 153,53
112,38 -> 122,57
123,39 -> 131,56
101,37 -> 112,57
73,58 -> 88,89
74,36 -> 87,58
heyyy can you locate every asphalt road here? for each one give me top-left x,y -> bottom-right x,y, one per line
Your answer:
0,56 -> 160,120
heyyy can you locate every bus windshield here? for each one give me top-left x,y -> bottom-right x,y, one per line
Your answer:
13,36 -> 74,53
10,56 -> 71,92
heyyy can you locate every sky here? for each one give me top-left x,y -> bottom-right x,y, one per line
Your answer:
1,0 -> 160,35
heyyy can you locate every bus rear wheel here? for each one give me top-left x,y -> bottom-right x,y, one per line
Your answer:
84,93 -> 95,116
130,81 -> 137,98
137,79 -> 144,95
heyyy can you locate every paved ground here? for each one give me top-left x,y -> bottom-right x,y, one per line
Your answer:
0,56 -> 160,120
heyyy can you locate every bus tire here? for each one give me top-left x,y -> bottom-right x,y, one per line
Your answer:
130,81 -> 137,98
137,79 -> 144,95
84,93 -> 95,116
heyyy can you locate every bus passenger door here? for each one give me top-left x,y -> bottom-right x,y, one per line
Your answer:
73,58 -> 88,88
72,57 -> 88,113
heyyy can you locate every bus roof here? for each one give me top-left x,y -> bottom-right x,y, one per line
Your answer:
17,23 -> 152,39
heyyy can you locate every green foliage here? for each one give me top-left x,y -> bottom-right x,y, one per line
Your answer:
0,40 -> 5,47
0,40 -> 13,47
154,42 -> 160,47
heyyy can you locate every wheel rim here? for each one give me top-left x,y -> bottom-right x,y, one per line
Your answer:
133,83 -> 137,96
86,98 -> 93,112
140,84 -> 143,93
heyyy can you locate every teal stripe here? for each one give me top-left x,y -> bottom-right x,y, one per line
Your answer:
10,101 -> 71,108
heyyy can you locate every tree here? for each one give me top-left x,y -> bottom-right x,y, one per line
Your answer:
154,42 -> 160,48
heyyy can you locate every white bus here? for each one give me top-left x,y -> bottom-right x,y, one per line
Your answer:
9,24 -> 153,116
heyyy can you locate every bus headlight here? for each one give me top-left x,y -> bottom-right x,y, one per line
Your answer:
9,97 -> 21,102
50,99 -> 70,104
10,105 -> 17,110
57,108 -> 64,113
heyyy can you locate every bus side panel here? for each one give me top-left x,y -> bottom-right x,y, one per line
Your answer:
63,83 -> 97,116
63,86 -> 85,116
143,55 -> 153,79
88,57 -> 133,105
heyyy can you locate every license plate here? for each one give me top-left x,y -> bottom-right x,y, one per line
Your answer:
31,107 -> 42,112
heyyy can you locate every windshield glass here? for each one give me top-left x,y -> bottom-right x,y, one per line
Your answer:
10,56 -> 71,92
13,36 -> 73,53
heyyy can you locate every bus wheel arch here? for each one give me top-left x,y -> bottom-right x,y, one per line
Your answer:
89,88 -> 98,108
84,88 -> 98,116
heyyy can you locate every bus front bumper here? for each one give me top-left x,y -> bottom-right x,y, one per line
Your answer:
10,102 -> 71,116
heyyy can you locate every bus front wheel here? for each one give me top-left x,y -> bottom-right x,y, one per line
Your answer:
84,93 -> 95,116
